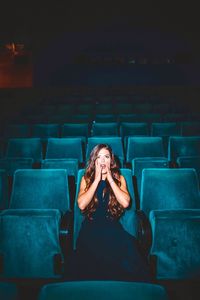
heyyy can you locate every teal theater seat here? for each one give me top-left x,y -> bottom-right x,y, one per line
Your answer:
32,124 -> 60,141
181,121 -> 200,136
0,209 -> 64,278
46,138 -> 83,164
168,136 -> 200,163
10,169 -> 70,213
0,158 -> 33,176
0,169 -> 9,210
132,157 -> 169,200
149,209 -> 200,279
38,281 -> 168,300
4,124 -> 30,138
120,122 -> 149,150
0,282 -> 18,300
177,156 -> 200,184
61,123 -> 89,139
91,122 -> 119,136
73,168 -> 137,250
140,168 -> 200,218
126,137 -> 165,163
94,114 -> 117,123
6,138 -> 43,163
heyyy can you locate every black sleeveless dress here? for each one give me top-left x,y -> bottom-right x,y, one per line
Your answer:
74,180 -> 151,281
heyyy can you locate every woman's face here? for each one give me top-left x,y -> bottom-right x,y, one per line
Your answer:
96,148 -> 111,171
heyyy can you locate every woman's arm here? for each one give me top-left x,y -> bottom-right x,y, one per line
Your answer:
107,170 -> 130,208
77,176 -> 99,210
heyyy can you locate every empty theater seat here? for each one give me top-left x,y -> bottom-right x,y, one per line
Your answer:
0,209 -> 64,278
181,122 -> 200,136
0,158 -> 33,176
6,138 -> 43,163
126,137 -> 165,164
177,156 -> 200,183
46,138 -> 84,164
140,168 -> 200,218
38,281 -> 168,300
10,169 -> 70,213
4,124 -> 30,139
149,209 -> 200,279
0,281 -> 18,300
91,122 -> 119,136
31,124 -> 60,141
168,136 -> 200,163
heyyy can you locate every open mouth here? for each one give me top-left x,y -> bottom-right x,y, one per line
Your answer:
100,164 -> 106,169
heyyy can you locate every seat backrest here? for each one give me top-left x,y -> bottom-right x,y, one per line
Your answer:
73,168 -> 137,250
0,209 -> 63,278
151,122 -> 181,137
91,122 -> 119,136
181,122 -> 200,136
41,158 -> 78,181
168,136 -> 200,162
32,124 -> 60,138
120,122 -> 149,138
149,209 -> 200,279
4,124 -> 30,138
46,138 -> 83,163
132,158 -> 169,199
0,281 -> 18,300
0,158 -> 33,176
0,169 -> 8,210
10,169 -> 70,213
38,281 -> 168,300
141,168 -> 200,217
177,156 -> 200,183
86,137 -> 124,163
126,137 -> 165,163
6,138 -> 43,162
61,123 -> 89,137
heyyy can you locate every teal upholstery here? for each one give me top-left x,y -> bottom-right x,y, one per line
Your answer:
149,209 -> 200,279
32,124 -> 60,141
151,122 -> 181,137
132,158 -> 169,199
91,122 -> 119,136
94,114 -> 116,123
0,158 -> 33,176
126,137 -> 165,163
4,124 -> 30,138
73,168 -> 138,250
120,122 -> 149,150
46,138 -> 83,163
6,138 -> 43,163
95,104 -> 113,114
86,137 -> 124,165
41,158 -> 78,182
141,168 -> 200,217
138,114 -> 161,124
181,121 -> 200,136
177,156 -> 200,184
38,281 -> 168,300
10,169 -> 70,213
0,282 -> 18,300
118,114 -> 139,123
0,209 -> 63,278
168,136 -> 200,162
0,169 -> 8,210
61,123 -> 89,138
163,113 -> 186,122
115,103 -> 134,114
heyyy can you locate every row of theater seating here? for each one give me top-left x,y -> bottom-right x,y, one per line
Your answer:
0,167 -> 200,282
0,135 -> 200,164
1,121 -> 200,138
0,281 -> 169,300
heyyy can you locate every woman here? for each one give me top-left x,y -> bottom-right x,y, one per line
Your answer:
73,144 -> 151,281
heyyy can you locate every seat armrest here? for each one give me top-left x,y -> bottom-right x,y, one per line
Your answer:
136,209 -> 152,257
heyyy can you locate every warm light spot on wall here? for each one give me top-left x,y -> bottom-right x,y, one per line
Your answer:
0,43 -> 32,88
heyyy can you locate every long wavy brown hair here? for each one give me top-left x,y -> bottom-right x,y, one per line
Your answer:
81,144 -> 125,220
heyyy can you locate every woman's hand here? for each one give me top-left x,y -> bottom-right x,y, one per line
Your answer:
95,158 -> 102,183
105,164 -> 113,184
